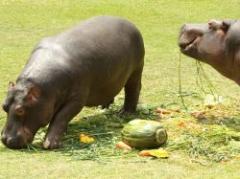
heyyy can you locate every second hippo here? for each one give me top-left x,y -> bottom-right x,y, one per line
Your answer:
179,19 -> 240,84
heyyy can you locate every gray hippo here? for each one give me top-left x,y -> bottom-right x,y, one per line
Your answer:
1,16 -> 145,149
178,19 -> 240,84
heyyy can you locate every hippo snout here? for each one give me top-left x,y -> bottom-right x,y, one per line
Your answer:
179,24 -> 200,48
1,133 -> 25,149
178,24 -> 196,51
178,23 -> 209,56
1,128 -> 33,149
1,134 -> 26,149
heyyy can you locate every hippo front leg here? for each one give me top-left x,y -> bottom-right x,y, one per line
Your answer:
43,99 -> 84,149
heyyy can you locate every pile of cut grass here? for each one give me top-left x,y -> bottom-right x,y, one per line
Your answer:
24,103 -> 240,163
26,104 -> 159,161
164,104 -> 240,162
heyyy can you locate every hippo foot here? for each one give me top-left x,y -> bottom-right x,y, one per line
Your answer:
43,137 -> 62,149
118,108 -> 136,116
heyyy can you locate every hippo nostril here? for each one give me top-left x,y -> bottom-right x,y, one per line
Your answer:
179,42 -> 187,49
6,136 -> 13,145
4,135 -> 26,149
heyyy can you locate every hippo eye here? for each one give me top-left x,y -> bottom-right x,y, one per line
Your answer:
15,105 -> 25,116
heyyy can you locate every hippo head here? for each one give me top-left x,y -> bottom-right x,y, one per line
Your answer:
178,20 -> 240,83
1,82 -> 52,149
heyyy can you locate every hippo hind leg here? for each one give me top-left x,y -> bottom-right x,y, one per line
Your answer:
122,67 -> 143,113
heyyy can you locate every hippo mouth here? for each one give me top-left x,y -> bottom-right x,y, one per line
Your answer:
179,37 -> 199,52
1,126 -> 34,149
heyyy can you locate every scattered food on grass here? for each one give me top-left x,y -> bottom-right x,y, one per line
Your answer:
156,108 -> 172,115
190,104 -> 240,129
176,120 -> 203,131
49,103 -> 240,162
177,121 -> 187,128
155,107 -> 180,118
191,111 -> 206,119
138,150 -> 151,157
139,148 -> 169,158
167,120 -> 240,162
115,141 -> 132,151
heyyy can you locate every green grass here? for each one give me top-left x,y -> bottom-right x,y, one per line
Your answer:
1,0 -> 240,178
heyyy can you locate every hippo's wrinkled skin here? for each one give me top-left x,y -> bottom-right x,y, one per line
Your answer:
1,16 -> 144,149
178,19 -> 240,84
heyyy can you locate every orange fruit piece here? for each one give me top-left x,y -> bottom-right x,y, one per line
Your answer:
79,133 -> 95,144
139,149 -> 169,158
116,141 -> 132,151
139,150 -> 151,157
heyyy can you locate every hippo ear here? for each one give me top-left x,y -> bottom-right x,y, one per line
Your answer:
26,86 -> 41,104
221,21 -> 231,32
8,81 -> 15,90
208,19 -> 221,30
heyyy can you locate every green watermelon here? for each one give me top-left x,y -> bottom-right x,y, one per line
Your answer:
121,119 -> 167,149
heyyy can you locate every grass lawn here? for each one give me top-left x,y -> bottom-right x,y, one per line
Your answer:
1,0 -> 240,178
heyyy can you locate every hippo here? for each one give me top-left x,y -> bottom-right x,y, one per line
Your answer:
1,16 -> 145,149
178,19 -> 240,84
